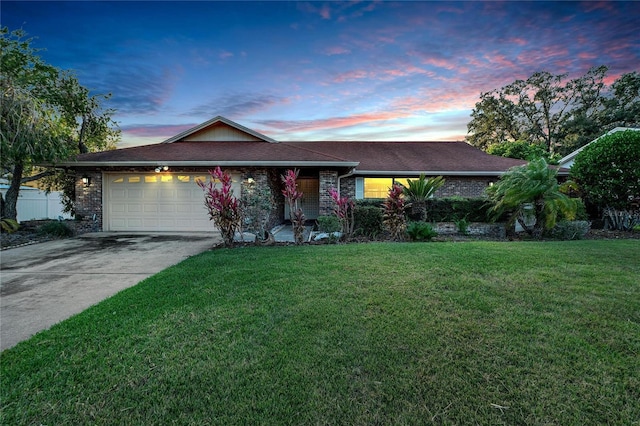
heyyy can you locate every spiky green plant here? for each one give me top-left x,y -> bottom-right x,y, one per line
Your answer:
403,175 -> 445,221
486,158 -> 577,239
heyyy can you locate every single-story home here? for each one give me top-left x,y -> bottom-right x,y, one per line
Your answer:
558,127 -> 640,169
55,115 -> 535,232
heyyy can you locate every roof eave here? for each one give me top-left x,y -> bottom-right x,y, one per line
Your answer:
352,170 -> 517,176
54,160 -> 360,168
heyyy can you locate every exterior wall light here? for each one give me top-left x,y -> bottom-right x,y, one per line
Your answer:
155,166 -> 170,173
81,175 -> 91,187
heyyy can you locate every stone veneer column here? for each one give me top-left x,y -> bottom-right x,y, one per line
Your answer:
319,170 -> 338,216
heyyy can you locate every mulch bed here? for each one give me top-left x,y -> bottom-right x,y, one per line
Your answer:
2,227 -> 638,251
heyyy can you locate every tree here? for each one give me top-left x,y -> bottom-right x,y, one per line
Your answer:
0,27 -> 118,220
467,66 -> 640,158
570,130 -> 640,211
401,174 -> 444,221
487,140 -> 550,161
486,158 -> 577,239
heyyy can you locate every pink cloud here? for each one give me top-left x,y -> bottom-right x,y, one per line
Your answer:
332,69 -> 371,83
322,46 -> 351,56
578,52 -> 597,60
258,111 -> 403,133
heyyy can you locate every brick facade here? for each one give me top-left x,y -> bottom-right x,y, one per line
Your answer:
319,170 -> 338,216
75,171 -> 103,229
435,177 -> 493,198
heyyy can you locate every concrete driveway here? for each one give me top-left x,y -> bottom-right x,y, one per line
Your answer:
0,232 -> 219,351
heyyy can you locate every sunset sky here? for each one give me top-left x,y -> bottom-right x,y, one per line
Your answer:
3,1 -> 639,148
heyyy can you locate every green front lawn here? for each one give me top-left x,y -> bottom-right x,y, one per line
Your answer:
2,241 -> 639,425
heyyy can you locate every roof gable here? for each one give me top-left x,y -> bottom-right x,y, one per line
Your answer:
162,116 -> 277,144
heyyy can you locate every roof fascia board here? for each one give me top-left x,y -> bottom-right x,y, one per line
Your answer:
161,116 -> 277,144
54,161 -> 360,168
352,170 -> 517,176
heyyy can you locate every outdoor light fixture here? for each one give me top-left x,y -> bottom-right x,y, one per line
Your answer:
81,175 -> 91,187
155,167 -> 161,173
155,165 -> 170,173
246,173 -> 255,184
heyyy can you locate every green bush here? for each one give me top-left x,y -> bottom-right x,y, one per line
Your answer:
37,221 -> 74,238
1,218 -> 20,234
551,220 -> 591,240
316,215 -> 341,233
406,221 -> 437,241
420,197 -> 497,222
353,205 -> 384,239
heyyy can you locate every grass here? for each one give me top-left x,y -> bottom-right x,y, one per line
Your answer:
1,240 -> 639,425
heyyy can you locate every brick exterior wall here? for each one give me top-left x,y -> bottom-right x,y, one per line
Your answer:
319,170 -> 338,216
340,176 -> 356,200
75,171 -> 103,229
436,177 -> 493,198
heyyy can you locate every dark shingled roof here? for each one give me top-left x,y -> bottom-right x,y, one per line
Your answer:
66,139 -> 527,175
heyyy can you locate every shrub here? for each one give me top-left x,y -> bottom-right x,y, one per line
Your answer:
406,221 -> 438,241
402,175 -> 445,221
1,218 -> 20,234
602,208 -> 640,231
551,220 -> 591,240
420,197 -> 497,222
316,215 -> 341,233
281,169 -> 305,244
37,221 -> 73,238
197,167 -> 241,247
353,205 -> 383,239
454,217 -> 470,235
570,130 -> 640,210
328,188 -> 355,238
382,184 -> 408,241
240,176 -> 272,241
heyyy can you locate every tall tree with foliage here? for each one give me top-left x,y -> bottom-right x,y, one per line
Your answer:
570,130 -> 640,211
468,66 -> 639,158
486,158 -> 577,239
0,27 -> 118,220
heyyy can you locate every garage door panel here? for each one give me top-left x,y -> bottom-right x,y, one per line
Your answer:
105,173 -> 239,232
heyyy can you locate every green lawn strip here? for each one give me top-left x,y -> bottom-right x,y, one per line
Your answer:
1,241 -> 638,425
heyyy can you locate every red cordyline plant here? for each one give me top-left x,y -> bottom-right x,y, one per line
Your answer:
281,169 -> 306,244
383,183 -> 408,241
197,166 -> 241,247
328,187 -> 354,239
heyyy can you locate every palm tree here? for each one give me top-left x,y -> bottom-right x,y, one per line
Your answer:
402,174 -> 445,221
486,158 -> 576,239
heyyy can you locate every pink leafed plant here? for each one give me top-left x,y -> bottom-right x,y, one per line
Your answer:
328,187 -> 354,238
197,166 -> 241,247
281,169 -> 306,244
383,183 -> 408,241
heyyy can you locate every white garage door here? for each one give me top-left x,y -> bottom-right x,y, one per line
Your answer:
104,173 -> 241,232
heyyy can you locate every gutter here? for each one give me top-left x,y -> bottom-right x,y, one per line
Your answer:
50,160 -> 361,168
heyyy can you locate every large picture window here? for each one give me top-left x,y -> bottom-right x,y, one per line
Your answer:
362,177 -> 411,199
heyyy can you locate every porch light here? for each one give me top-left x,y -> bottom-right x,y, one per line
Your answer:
246,173 -> 255,184
81,175 -> 91,187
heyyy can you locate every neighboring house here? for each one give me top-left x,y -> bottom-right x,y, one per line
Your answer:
0,181 -> 71,222
55,116 -> 534,232
559,127 -> 640,169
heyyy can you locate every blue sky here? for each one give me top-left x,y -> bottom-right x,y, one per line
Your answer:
3,1 -> 639,148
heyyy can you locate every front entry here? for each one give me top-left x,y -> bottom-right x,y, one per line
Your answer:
284,177 -> 319,220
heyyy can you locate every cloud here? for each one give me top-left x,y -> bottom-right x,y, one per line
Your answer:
186,93 -> 291,118
83,65 -> 179,115
120,123 -> 196,138
322,46 -> 351,56
256,111 -> 403,134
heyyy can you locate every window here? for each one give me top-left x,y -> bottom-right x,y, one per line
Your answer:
128,176 -> 141,183
177,175 -> 190,183
362,177 -> 411,199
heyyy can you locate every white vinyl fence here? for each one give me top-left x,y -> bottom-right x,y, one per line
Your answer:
1,185 -> 72,222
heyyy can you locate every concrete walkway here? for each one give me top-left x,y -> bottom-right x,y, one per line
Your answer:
0,232 -> 218,351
